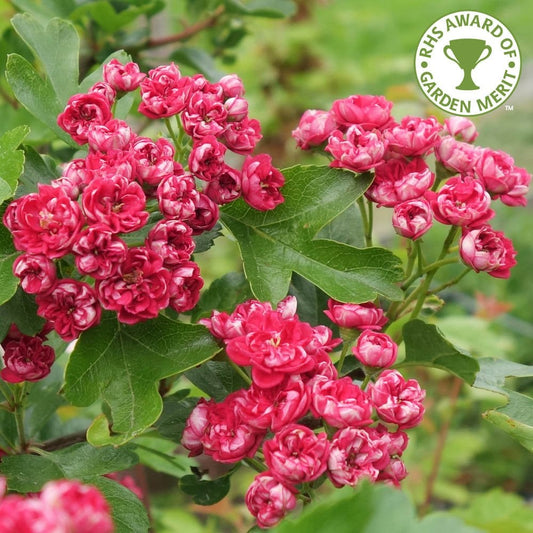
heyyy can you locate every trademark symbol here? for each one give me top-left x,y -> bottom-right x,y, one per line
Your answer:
505,104 -> 514,111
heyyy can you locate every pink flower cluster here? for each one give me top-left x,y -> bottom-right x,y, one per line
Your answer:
0,478 -> 113,532
293,99 -> 530,279
183,297 -> 424,528
3,59 -> 285,342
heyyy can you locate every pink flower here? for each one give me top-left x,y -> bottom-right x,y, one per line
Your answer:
326,125 -> 387,173
223,117 -> 262,154
13,254 -> 56,294
292,109 -> 337,149
157,173 -> 200,220
365,157 -> 434,207
310,376 -> 373,428
368,369 -> 425,429
4,184 -> 84,259
131,136 -> 175,187
245,472 -> 297,529
392,197 -> 433,240
146,219 -> 195,266
500,166 -> 531,207
139,63 -> 192,118
225,312 -> 317,388
384,115 -> 442,157
428,174 -> 493,227
89,82 -> 116,105
330,94 -> 393,130
168,261 -> 204,313
96,247 -> 171,324
40,479 -> 113,533
203,165 -> 242,204
82,174 -> 149,233
85,149 -> 136,182
188,136 -> 227,181
263,424 -> 330,484
324,299 -> 387,330
87,118 -> 134,152
224,96 -> 248,122
460,225 -> 517,278
241,154 -> 285,211
72,224 -> 128,279
352,330 -> 398,368
474,148 -> 517,196
187,193 -> 220,235
235,376 -> 311,432
182,86 -> 228,139
196,391 -> 266,463
378,457 -> 408,487
327,426 -> 391,487
444,116 -> 478,143
218,74 -> 244,98
57,92 -> 112,144
1,334 -> 55,383
435,136 -> 480,174
103,58 -> 146,91
36,280 -> 101,341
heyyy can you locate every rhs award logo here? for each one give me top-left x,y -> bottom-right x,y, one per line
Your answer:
415,11 -> 521,115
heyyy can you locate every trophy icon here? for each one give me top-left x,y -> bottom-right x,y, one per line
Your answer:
443,39 -> 492,90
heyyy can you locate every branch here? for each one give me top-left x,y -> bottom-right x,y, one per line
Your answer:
146,5 -> 226,49
39,430 -> 87,452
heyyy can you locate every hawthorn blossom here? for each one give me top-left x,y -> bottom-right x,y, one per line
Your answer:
324,299 -> 387,330
103,58 -> 146,91
241,154 -> 285,211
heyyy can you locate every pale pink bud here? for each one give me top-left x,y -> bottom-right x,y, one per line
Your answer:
292,109 -> 337,150
324,299 -> 387,330
444,116 -> 478,143
218,74 -> 245,98
392,197 -> 433,240
352,330 -> 398,368
103,58 -> 146,91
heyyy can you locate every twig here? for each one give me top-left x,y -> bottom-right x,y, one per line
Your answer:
146,5 -> 226,49
39,430 -> 87,452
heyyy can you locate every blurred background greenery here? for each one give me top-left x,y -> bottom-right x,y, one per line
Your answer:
0,0 -> 531,531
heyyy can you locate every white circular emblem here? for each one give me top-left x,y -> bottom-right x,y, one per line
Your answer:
415,11 -> 521,116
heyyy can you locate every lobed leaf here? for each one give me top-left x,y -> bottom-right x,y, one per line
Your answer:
0,125 -> 29,203
64,314 -> 220,444
221,165 -> 403,305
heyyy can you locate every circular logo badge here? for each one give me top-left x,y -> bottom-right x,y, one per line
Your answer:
415,11 -> 521,116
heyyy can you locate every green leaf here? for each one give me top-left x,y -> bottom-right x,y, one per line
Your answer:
0,223 -> 20,307
78,50 -> 132,93
402,319 -> 480,384
273,481 -> 480,533
193,222 -> 223,253
180,474 -> 231,506
186,360 -> 249,401
473,358 -> 533,451
0,287 -> 46,339
154,394 -> 199,444
220,165 -> 403,304
316,203 -> 365,248
289,273 -> 333,328
64,314 -> 220,443
171,47 -> 225,82
11,14 -> 79,105
11,0 -> 76,25
0,442 -> 138,493
5,54 -> 72,143
224,0 -> 297,18
0,125 -> 30,203
15,145 -> 58,197
93,476 -> 150,533
133,434 -> 191,478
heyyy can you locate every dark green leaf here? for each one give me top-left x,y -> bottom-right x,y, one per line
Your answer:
11,0 -> 76,25
289,273 -> 333,328
0,223 -> 20,307
5,54 -> 72,143
221,165 -> 403,304
133,434 -> 191,478
93,476 -> 150,533
402,319 -> 480,384
192,271 -> 252,321
64,314 -> 220,443
15,146 -> 58,197
0,287 -> 46,339
316,203 -> 365,248
0,125 -> 30,203
473,358 -> 533,451
171,47 -> 226,82
186,360 -> 249,401
193,222 -> 223,253
0,454 -> 64,492
180,474 -> 231,506
155,394 -> 199,443
11,14 -> 79,105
